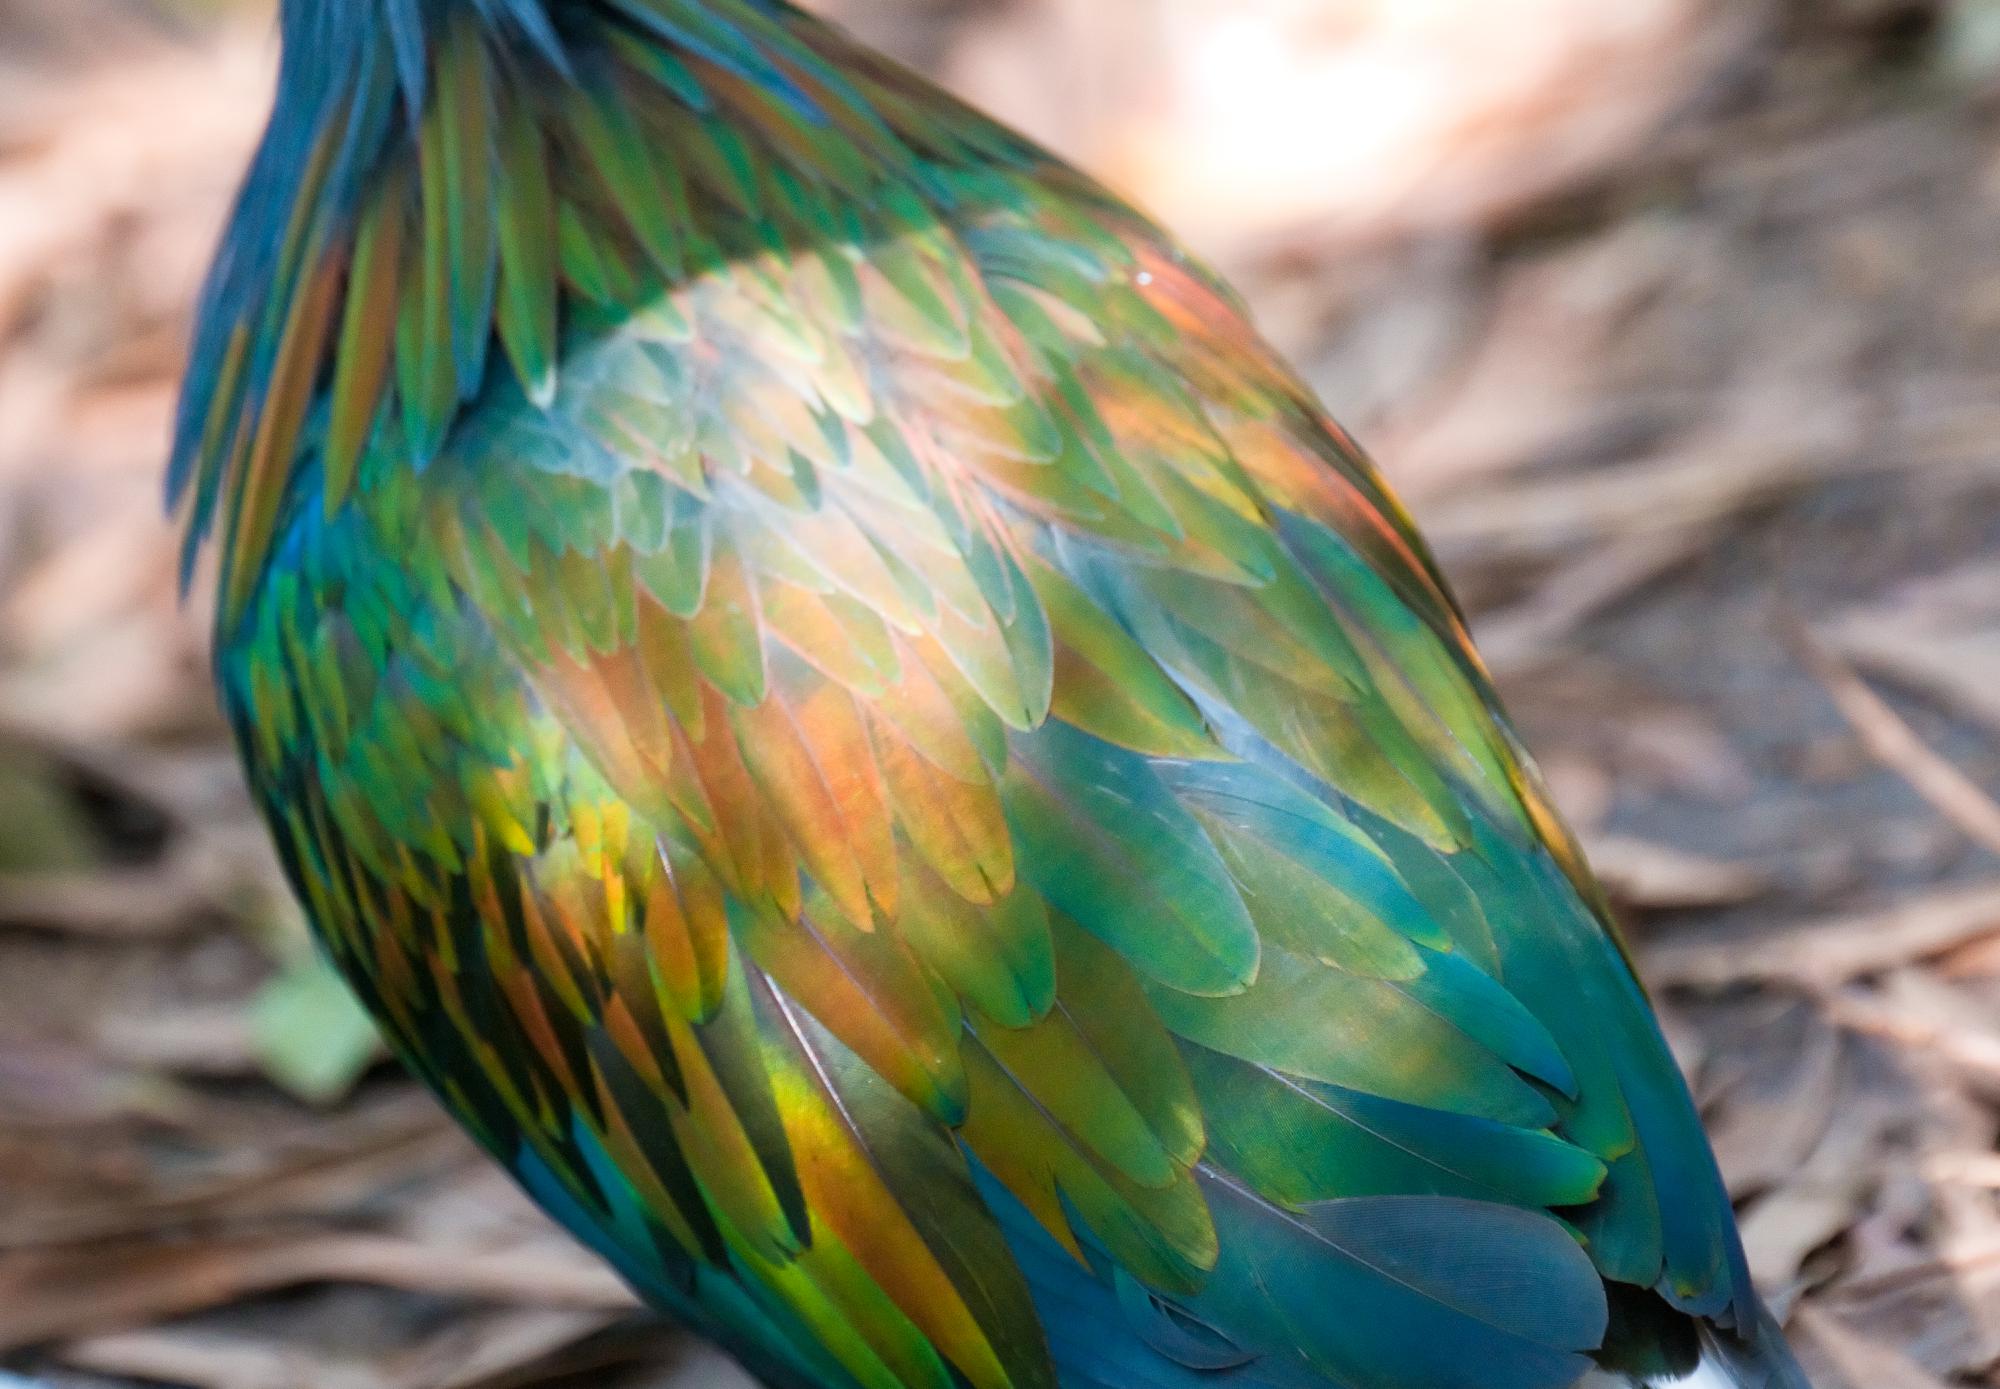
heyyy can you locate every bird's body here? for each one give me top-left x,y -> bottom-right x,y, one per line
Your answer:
174,3 -> 1810,1387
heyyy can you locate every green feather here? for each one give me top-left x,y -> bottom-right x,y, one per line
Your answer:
1188,1045 -> 1606,1210
563,75 -> 686,281
438,14 -> 500,398
494,87 -> 559,404
1003,722 -> 1256,998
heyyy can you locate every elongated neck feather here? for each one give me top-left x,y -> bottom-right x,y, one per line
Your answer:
170,0 -> 920,622
171,0 -> 576,597
277,0 -> 563,112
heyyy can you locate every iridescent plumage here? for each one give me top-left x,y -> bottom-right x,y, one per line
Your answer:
173,3 -> 1810,1386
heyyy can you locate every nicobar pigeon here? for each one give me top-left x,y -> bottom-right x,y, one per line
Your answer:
171,2 -> 1814,1386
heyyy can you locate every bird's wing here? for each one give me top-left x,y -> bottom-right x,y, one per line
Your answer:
206,7 -> 1757,1389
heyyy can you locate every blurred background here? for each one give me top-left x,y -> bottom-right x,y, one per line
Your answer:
1,0 -> 1999,1384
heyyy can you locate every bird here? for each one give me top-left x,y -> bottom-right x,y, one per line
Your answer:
169,2 -> 1813,1387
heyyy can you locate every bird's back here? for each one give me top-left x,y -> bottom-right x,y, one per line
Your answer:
178,3 -> 1808,1386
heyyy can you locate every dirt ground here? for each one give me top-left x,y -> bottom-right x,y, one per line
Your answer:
2,1 -> 1999,1385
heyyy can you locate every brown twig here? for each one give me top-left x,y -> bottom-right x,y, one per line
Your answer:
1791,618 -> 2000,859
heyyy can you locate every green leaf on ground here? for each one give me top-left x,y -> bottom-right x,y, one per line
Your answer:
249,952 -> 383,1104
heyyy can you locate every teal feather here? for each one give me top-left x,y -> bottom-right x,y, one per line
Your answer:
1004,723 -> 1257,998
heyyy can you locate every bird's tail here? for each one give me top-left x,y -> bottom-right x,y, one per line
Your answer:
1637,1352 -> 1782,1389
1586,1308 -> 1813,1389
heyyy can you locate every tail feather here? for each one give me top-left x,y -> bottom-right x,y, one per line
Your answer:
1583,1309 -> 1813,1388
1661,1355 -> 1767,1389
1579,1359 -> 1784,1389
